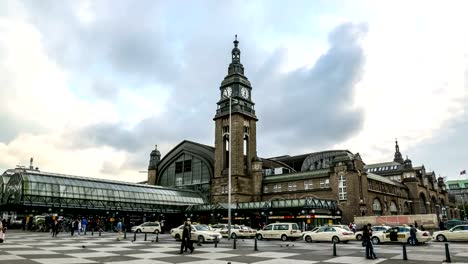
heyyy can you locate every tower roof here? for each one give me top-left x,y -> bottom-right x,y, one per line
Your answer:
393,139 -> 404,164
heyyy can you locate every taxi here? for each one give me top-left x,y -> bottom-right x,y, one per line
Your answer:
433,225 -> 468,242
355,225 -> 391,241
256,222 -> 302,241
170,224 -> 222,243
370,226 -> 431,245
302,226 -> 352,243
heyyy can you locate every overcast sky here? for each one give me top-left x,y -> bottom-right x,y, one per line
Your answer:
1,0 -> 467,183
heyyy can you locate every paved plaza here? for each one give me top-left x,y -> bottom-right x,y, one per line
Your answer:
1,230 -> 468,264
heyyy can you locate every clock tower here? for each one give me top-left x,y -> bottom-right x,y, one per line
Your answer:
212,36 -> 262,203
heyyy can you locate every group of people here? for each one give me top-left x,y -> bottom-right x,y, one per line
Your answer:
348,222 -> 357,233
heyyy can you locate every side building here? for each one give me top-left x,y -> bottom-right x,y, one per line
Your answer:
446,179 -> 468,220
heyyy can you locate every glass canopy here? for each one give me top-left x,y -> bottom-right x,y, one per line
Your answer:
2,169 -> 206,212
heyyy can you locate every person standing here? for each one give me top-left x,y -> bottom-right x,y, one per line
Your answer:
409,225 -> 417,246
352,223 -> 357,233
116,219 -> 123,241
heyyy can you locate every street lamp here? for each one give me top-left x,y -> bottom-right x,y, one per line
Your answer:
226,89 -> 233,239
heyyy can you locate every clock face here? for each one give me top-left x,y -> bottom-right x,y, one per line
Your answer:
241,87 -> 249,98
223,87 -> 232,98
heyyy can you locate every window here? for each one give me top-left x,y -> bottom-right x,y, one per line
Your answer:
221,185 -> 228,194
304,180 -> 313,190
264,185 -> 269,193
320,178 -> 330,188
373,198 -> 382,216
288,182 -> 297,191
183,160 -> 192,172
273,184 -> 282,192
175,161 -> 183,173
338,175 -> 347,200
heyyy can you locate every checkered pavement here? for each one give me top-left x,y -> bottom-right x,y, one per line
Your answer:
1,231 -> 468,264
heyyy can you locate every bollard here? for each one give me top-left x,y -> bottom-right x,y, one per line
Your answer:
233,237 -> 237,249
254,236 -> 258,251
214,237 -> 218,248
91,229 -> 94,236
99,230 -> 101,237
402,243 -> 408,260
124,230 -> 127,239
144,233 -> 147,241
133,232 -> 137,242
333,242 -> 337,256
156,233 -> 159,242
444,243 -> 451,263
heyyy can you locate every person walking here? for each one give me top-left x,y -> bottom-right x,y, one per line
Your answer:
352,223 -> 357,233
363,223 -> 377,259
409,225 -> 417,246
180,221 -> 194,254
81,218 -> 88,235
51,219 -> 58,237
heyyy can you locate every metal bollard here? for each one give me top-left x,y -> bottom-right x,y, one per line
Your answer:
156,233 -> 159,242
124,230 -> 127,239
144,233 -> 147,241
444,243 -> 451,263
91,229 -> 94,236
402,243 -> 408,260
99,230 -> 101,237
133,232 -> 137,242
254,236 -> 258,251
214,237 -> 218,248
333,242 -> 337,256
233,237 -> 237,249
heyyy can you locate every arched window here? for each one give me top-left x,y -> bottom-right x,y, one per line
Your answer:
373,198 -> 382,216
389,201 -> 398,215
224,134 -> 229,169
419,193 -> 427,214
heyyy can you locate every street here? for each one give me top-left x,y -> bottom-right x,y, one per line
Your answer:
0,230 -> 467,263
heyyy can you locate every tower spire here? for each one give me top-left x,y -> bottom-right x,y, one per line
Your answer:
227,34 -> 244,75
393,138 -> 404,164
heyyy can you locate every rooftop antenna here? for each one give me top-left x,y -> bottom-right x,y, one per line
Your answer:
29,157 -> 34,170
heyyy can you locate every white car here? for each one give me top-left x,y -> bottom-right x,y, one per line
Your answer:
433,225 -> 468,242
131,222 -> 161,234
219,225 -> 256,238
371,226 -> 431,245
170,224 -> 222,243
355,226 -> 391,241
303,226 -> 352,243
256,223 -> 302,241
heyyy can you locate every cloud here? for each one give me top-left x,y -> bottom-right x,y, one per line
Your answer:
255,23 -> 368,156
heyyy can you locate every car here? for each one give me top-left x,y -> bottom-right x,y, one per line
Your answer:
256,222 -> 302,241
170,224 -> 222,243
433,225 -> 468,242
303,226 -> 352,243
370,226 -> 431,245
355,225 -> 391,241
218,225 -> 256,238
131,222 -> 161,234
211,223 -> 228,231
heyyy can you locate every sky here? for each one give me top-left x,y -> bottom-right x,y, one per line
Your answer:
0,0 -> 467,183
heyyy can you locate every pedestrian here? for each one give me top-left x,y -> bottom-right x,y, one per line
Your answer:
82,218 -> 88,235
116,219 -> 123,241
352,223 -> 357,233
363,223 -> 377,259
51,219 -> 58,237
409,225 -> 417,246
22,217 -> 26,231
0,226 -> 6,243
180,221 -> 194,254
77,219 -> 81,236
439,221 -> 446,230
414,221 -> 418,229
349,222 -> 353,231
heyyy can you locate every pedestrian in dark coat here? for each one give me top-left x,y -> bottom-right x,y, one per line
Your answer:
180,221 -> 194,254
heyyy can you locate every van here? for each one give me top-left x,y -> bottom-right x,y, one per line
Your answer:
256,222 -> 302,241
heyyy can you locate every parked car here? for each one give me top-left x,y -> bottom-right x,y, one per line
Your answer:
256,222 -> 302,241
170,224 -> 222,243
303,226 -> 352,243
131,222 -> 161,234
355,225 -> 391,241
433,225 -> 468,242
371,226 -> 431,245
218,225 -> 256,238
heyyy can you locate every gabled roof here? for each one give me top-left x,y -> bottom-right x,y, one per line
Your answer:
158,140 -> 215,175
